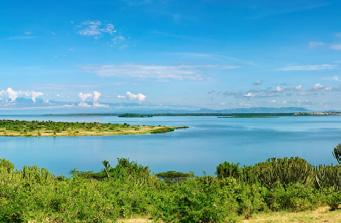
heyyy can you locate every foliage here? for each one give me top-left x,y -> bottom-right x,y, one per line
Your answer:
216,162 -> 242,179
315,165 -> 341,190
0,120 -> 178,136
156,171 -> 194,183
0,152 -> 340,222
334,144 -> 341,164
249,157 -> 314,188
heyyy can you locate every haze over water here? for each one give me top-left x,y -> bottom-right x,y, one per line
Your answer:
0,115 -> 339,176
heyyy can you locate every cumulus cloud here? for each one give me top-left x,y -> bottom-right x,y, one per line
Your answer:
312,83 -> 332,91
244,92 -> 255,98
81,64 -> 238,80
78,20 -> 117,37
275,86 -> 285,92
277,64 -> 336,71
78,91 -> 108,107
295,85 -> 303,90
117,91 -> 146,102
0,87 -> 44,103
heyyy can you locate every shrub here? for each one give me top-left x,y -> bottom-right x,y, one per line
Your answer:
322,188 -> 341,211
267,184 -> 319,211
156,171 -> 194,183
250,157 -> 313,188
315,165 -> 341,190
333,144 -> 341,164
0,159 -> 15,173
216,162 -> 242,179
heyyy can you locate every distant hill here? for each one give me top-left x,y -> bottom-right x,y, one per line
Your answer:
0,97 -> 310,115
196,107 -> 309,114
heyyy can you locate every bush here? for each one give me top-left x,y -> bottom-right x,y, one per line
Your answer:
315,165 -> 341,190
0,156 -> 338,222
250,157 -> 313,188
216,162 -> 242,179
322,188 -> 341,210
267,184 -> 319,211
0,159 -> 15,173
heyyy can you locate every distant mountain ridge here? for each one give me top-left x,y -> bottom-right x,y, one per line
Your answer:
196,107 -> 309,114
0,103 -> 310,115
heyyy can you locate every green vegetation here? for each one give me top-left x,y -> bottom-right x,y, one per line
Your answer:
0,120 -> 184,136
0,146 -> 340,223
118,114 -> 153,118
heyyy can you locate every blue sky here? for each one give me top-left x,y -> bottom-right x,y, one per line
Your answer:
1,0 -> 341,111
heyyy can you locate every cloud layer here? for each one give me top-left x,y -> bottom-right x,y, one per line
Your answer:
118,91 -> 146,102
78,91 -> 108,107
81,64 -> 238,80
277,64 -> 336,71
0,88 -> 44,103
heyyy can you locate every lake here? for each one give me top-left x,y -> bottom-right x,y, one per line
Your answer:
0,115 -> 340,176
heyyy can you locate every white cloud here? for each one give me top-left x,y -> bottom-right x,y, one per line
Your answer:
118,91 -> 146,102
295,85 -> 303,90
312,83 -> 332,91
313,83 -> 324,91
330,44 -> 341,50
81,64 -> 238,80
275,86 -> 284,92
78,20 -> 117,37
78,91 -> 108,107
31,91 -> 44,103
0,87 -> 44,103
278,64 -> 336,71
6,88 -> 18,102
308,41 -> 325,48
244,92 -> 255,98
78,20 -> 126,48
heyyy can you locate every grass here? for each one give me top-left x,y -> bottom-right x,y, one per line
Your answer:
117,207 -> 341,223
0,120 -> 185,136
242,207 -> 341,223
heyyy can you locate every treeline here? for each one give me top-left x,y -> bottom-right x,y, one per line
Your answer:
0,146 -> 340,222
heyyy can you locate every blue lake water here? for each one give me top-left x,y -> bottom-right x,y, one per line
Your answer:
0,115 -> 340,176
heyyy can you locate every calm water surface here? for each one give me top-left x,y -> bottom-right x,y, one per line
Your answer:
0,115 -> 340,175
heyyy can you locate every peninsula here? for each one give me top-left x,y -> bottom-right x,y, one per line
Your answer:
0,120 -> 186,136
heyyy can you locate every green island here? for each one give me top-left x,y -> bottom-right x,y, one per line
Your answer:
0,145 -> 339,223
0,120 -> 187,137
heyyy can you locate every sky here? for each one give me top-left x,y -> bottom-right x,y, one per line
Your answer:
1,0 -> 341,111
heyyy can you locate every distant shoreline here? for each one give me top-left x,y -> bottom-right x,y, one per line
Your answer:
0,112 -> 340,118
45,111 -> 341,117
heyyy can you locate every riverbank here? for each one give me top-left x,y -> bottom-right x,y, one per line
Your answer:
0,120 -> 186,136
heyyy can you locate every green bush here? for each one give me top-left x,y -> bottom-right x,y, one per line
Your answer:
267,184 -> 319,211
216,162 -> 242,179
250,157 -> 313,188
315,165 -> 341,190
0,156 -> 339,222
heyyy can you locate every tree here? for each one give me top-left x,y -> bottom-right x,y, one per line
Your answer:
102,160 -> 111,178
333,144 -> 341,164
